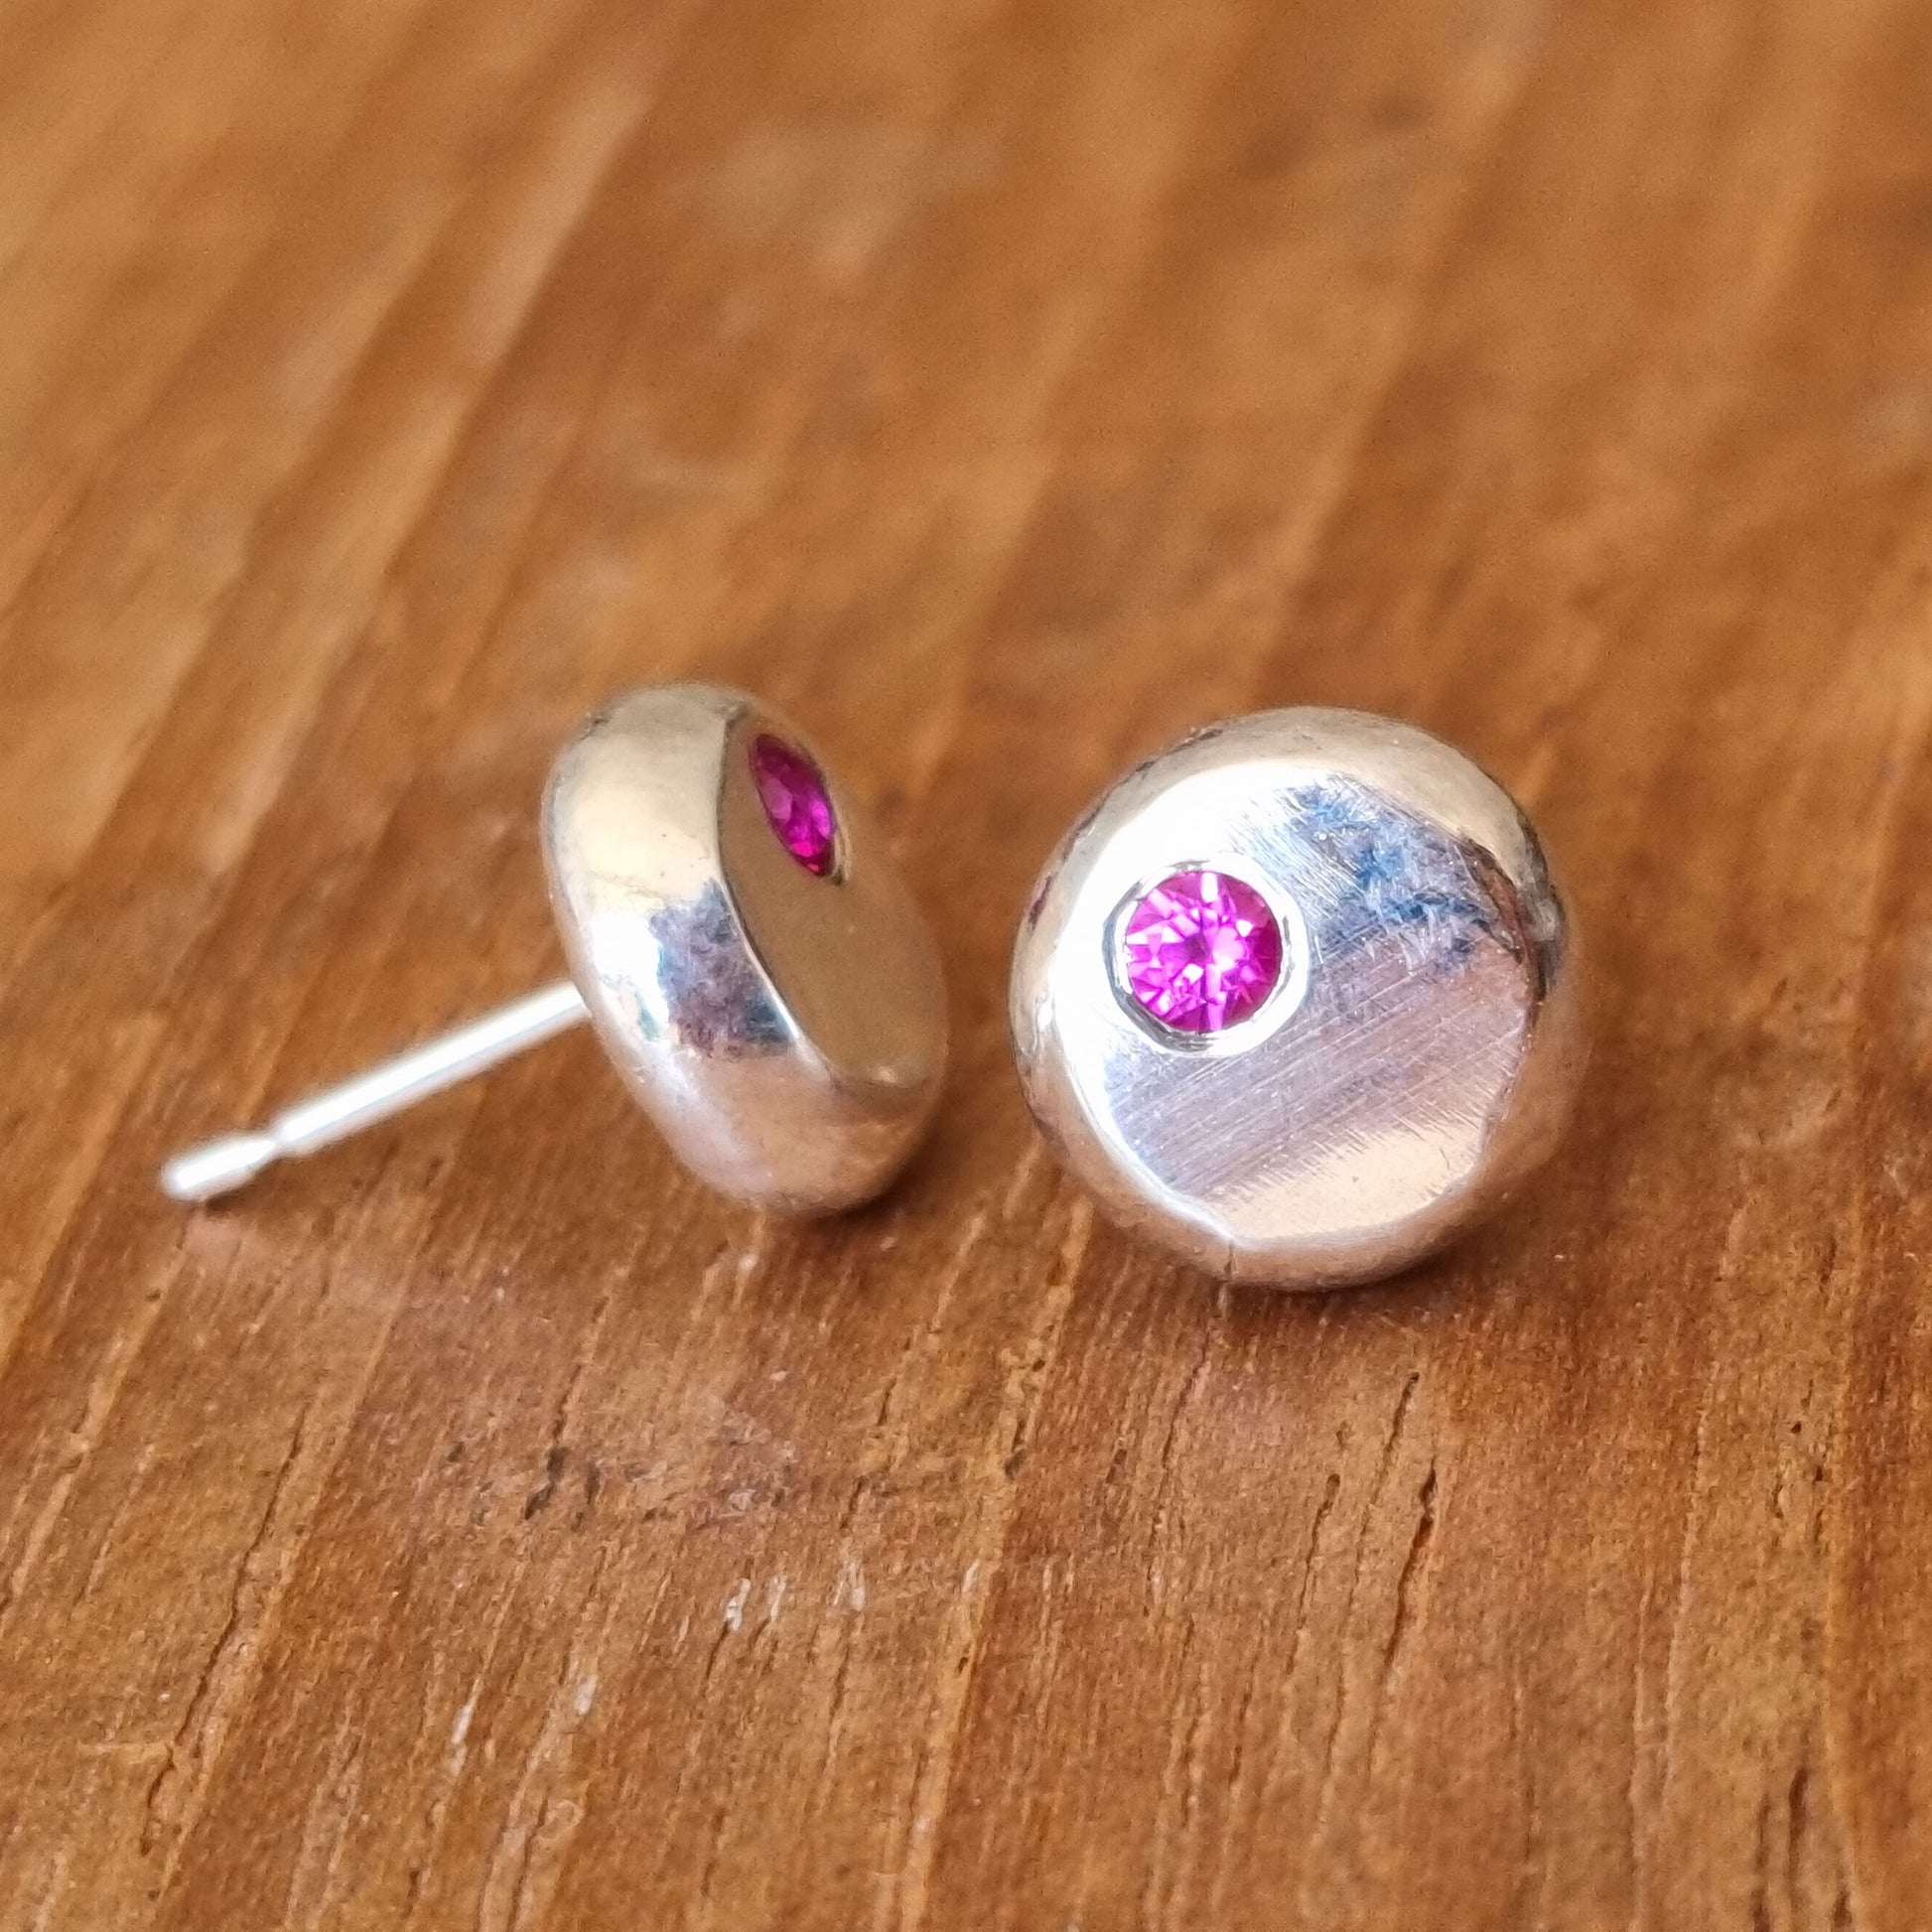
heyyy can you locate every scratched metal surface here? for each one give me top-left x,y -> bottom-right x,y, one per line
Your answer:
1010,709 -> 1583,1285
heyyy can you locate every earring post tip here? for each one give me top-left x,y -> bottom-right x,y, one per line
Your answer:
159,1131 -> 279,1202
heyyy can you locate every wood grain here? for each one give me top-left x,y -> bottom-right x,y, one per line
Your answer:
5,0 -> 1932,1923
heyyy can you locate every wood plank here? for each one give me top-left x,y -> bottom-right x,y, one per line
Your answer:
4,0 -> 1931,1923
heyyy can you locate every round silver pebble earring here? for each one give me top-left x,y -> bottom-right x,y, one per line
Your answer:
1008,708 -> 1585,1290
162,684 -> 947,1214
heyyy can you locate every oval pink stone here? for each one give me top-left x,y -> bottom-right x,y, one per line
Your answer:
1120,869 -> 1283,1034
750,734 -> 839,877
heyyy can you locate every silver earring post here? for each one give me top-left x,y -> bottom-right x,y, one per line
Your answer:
159,980 -> 588,1202
160,678 -> 949,1217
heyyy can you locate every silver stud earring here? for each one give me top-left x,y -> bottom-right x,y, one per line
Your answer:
1009,707 -> 1585,1290
163,684 -> 947,1214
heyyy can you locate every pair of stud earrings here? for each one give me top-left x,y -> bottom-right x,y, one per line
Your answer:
162,682 -> 1585,1291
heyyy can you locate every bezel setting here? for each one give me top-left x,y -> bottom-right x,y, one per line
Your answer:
1105,857 -> 1311,1055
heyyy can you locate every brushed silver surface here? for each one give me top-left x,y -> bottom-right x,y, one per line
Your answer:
543,683 -> 947,1212
1010,708 -> 1586,1289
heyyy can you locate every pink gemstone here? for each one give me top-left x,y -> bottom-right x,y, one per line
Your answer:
1121,870 -> 1283,1034
751,734 -> 839,877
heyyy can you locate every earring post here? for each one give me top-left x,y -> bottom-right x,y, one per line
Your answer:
159,979 -> 590,1202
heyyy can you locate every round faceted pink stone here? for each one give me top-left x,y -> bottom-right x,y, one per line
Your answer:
1120,869 -> 1283,1034
750,734 -> 839,877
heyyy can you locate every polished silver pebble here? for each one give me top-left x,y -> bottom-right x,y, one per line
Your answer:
542,684 -> 946,1212
1009,707 -> 1585,1289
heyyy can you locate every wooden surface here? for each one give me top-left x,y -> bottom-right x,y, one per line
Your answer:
5,0 -> 1932,1923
